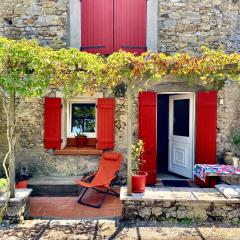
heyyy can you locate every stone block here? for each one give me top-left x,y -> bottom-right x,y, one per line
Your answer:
151,207 -> 163,217
227,209 -> 240,219
139,207 -> 151,218
163,19 -> 177,28
0,189 -> 32,223
192,207 -> 208,220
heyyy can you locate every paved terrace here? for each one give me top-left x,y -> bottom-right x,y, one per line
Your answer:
120,187 -> 240,222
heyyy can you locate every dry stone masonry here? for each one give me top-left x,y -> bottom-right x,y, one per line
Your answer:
158,0 -> 240,54
0,83 -> 240,179
121,187 -> 240,224
0,0 -> 239,53
0,0 -> 69,49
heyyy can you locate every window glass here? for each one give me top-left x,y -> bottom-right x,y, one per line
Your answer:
173,99 -> 189,137
71,103 -> 96,134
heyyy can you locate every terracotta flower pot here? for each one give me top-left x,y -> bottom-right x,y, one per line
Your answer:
75,136 -> 87,147
16,180 -> 28,189
132,172 -> 148,193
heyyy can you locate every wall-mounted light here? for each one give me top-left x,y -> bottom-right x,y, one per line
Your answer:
113,82 -> 127,98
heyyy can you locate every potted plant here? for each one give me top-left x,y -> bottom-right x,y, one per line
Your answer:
75,131 -> 87,148
132,139 -> 147,193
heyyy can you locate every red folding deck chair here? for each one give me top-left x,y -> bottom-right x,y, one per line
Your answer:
76,152 -> 122,208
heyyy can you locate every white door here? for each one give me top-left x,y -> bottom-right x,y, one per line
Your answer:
168,94 -> 194,178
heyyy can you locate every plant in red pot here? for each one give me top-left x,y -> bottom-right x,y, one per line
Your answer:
75,130 -> 87,148
132,139 -> 147,193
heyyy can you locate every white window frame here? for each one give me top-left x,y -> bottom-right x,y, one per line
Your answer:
67,99 -> 97,138
69,0 -> 158,52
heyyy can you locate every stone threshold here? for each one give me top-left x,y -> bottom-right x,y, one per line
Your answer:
120,186 -> 240,203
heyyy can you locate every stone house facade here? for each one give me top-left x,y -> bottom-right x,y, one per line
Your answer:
0,0 -> 240,183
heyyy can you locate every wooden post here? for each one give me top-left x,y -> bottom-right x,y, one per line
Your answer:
9,90 -> 15,198
127,83 -> 133,196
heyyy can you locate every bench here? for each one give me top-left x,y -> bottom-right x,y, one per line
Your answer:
193,164 -> 240,187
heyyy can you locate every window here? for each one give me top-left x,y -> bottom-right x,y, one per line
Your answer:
67,101 -> 97,138
71,103 -> 96,133
80,0 -> 147,55
69,0 -> 158,53
173,99 -> 190,137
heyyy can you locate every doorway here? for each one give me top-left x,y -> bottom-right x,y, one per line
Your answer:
157,93 -> 195,179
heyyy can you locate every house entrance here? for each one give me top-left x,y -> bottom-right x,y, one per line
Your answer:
157,93 -> 195,179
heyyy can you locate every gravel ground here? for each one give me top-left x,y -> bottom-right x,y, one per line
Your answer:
0,219 -> 240,240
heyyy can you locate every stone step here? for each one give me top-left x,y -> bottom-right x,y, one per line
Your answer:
28,176 -> 83,197
120,186 -> 240,222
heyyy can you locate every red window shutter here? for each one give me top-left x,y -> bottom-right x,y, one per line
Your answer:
114,0 -> 147,54
139,92 -> 157,185
81,0 -> 113,54
196,91 -> 217,165
97,98 -> 115,150
44,98 -> 62,150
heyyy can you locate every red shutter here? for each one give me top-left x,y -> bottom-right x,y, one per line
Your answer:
97,98 -> 115,150
139,92 -> 157,185
81,0 -> 113,54
195,91 -> 217,187
114,0 -> 147,54
44,98 -> 62,150
196,91 -> 217,164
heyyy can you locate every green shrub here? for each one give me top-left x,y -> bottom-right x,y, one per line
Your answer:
232,131 -> 240,149
0,178 -> 7,189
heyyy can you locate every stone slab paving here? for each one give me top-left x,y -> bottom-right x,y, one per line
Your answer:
0,219 -> 240,240
120,187 -> 240,203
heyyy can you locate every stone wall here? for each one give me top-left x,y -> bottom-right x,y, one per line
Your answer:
0,0 -> 239,53
0,90 -> 107,179
158,0 -> 240,54
0,92 -> 132,182
122,198 -> 240,224
121,187 -> 240,224
0,81 -> 240,179
217,81 -> 240,159
0,0 -> 69,49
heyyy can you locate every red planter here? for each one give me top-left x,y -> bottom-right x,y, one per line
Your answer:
16,180 -> 28,189
75,136 -> 87,147
132,172 -> 148,193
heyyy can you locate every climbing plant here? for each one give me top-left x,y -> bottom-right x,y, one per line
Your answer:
50,48 -> 106,97
0,37 -> 55,220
